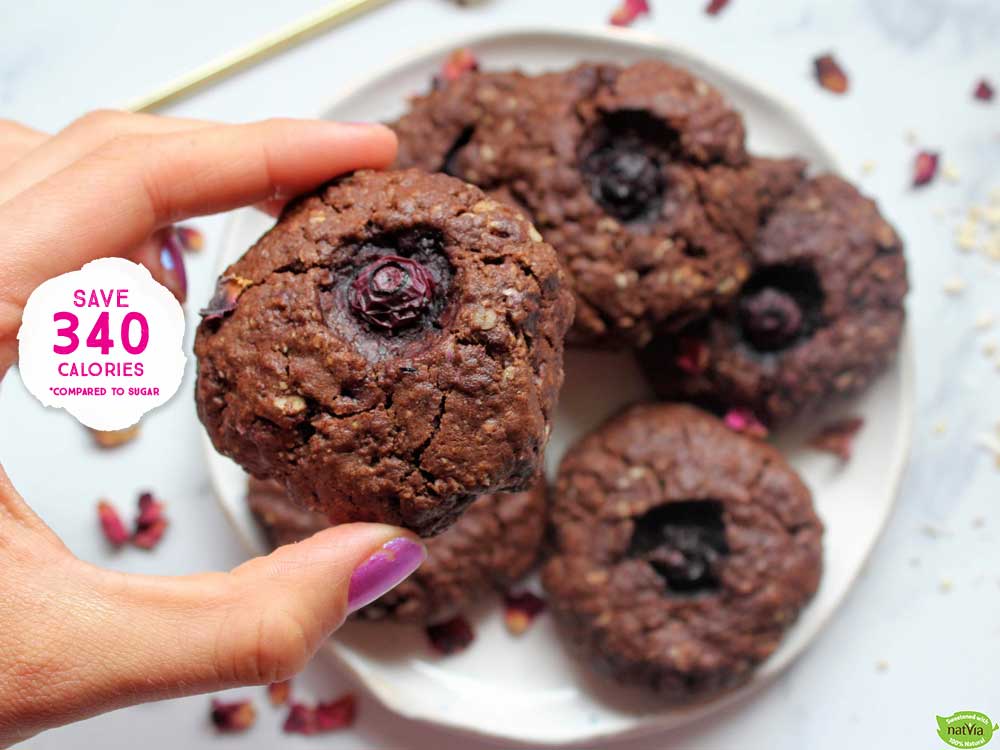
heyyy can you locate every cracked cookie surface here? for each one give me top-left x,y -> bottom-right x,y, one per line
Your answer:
541,403 -> 823,701
391,61 -> 805,347
195,169 -> 573,536
638,175 -> 908,424
247,476 -> 548,625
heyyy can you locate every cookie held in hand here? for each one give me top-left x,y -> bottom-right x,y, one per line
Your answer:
196,169 -> 573,536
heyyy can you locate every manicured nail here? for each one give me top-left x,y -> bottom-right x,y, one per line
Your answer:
159,228 -> 188,303
347,537 -> 426,613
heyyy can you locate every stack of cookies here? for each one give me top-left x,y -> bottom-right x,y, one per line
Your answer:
194,57 -> 907,705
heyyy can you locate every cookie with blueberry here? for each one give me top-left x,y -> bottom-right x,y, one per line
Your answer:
638,175 -> 907,424
541,403 -> 823,701
195,169 -> 573,536
247,476 -> 549,625
392,60 -> 804,347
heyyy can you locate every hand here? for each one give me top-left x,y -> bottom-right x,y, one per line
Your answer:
0,112 -> 426,745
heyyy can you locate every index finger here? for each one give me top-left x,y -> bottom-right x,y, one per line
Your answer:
0,118 -> 397,315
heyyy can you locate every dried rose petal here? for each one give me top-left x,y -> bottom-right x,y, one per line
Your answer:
132,491 -> 168,550
912,151 -> 939,187
504,591 -> 546,636
426,615 -> 475,655
974,79 -> 995,102
91,424 -> 141,449
199,274 -> 253,321
314,695 -> 356,732
675,337 -> 710,375
175,225 -> 205,252
210,699 -> 256,732
705,0 -> 730,14
609,0 -> 650,26
813,54 -> 848,94
809,416 -> 865,460
283,695 -> 356,735
267,680 -> 291,707
723,408 -> 768,439
97,500 -> 129,547
433,48 -> 479,89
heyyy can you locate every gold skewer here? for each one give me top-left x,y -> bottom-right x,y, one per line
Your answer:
126,0 -> 395,113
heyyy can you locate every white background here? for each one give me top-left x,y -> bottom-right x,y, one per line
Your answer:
1,0 -> 998,748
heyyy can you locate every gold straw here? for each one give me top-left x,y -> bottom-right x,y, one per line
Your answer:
126,0 -> 394,113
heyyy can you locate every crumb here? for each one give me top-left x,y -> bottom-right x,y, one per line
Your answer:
942,163 -> 961,183
975,312 -> 994,330
943,277 -> 966,295
932,421 -> 947,436
876,659 -> 889,672
939,579 -> 953,593
860,160 -> 876,176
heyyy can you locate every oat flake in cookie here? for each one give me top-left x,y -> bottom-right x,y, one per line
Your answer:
542,403 -> 823,701
638,174 -> 908,424
392,60 -> 804,347
195,169 -> 573,536
246,477 -> 548,625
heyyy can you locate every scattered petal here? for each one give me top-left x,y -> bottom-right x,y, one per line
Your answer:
912,151 -> 939,187
199,275 -> 254,321
609,0 -> 650,26
504,591 -> 547,636
723,408 -> 768,439
283,695 -> 356,735
427,615 -> 475,655
97,500 -> 129,547
314,695 -> 356,732
132,491 -> 168,550
210,699 -> 256,733
175,225 -> 205,252
675,337 -> 710,375
705,0 -> 729,14
433,48 -> 479,89
974,79 -> 995,102
808,416 -> 865,461
91,424 -> 140,449
267,680 -> 291,707
813,54 -> 848,94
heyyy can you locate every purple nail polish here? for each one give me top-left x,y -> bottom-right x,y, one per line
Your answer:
347,537 -> 426,613
159,229 -> 188,303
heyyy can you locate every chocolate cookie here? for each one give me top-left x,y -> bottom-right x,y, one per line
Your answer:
638,175 -> 907,424
392,60 -> 805,347
247,476 -> 548,625
541,403 -> 823,700
195,169 -> 573,536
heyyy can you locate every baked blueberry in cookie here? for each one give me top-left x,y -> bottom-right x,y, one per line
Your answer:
638,175 -> 908,424
541,403 -> 823,701
195,169 -> 573,536
247,476 -> 548,625
391,59 -> 805,347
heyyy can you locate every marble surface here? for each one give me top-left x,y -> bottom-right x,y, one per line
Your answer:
1,1 -> 998,748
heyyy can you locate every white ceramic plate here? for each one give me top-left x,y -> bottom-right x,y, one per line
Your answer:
204,26 -> 915,747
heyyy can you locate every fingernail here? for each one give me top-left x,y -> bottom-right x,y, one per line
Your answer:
159,228 -> 188,303
347,537 -> 426,613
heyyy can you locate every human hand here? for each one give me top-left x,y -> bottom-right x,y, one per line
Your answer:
0,112 -> 426,745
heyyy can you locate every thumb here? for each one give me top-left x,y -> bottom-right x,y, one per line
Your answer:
3,523 -> 424,741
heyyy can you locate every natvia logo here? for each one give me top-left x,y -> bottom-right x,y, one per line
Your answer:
937,711 -> 998,748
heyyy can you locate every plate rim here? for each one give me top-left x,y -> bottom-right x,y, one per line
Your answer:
206,22 -> 916,747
